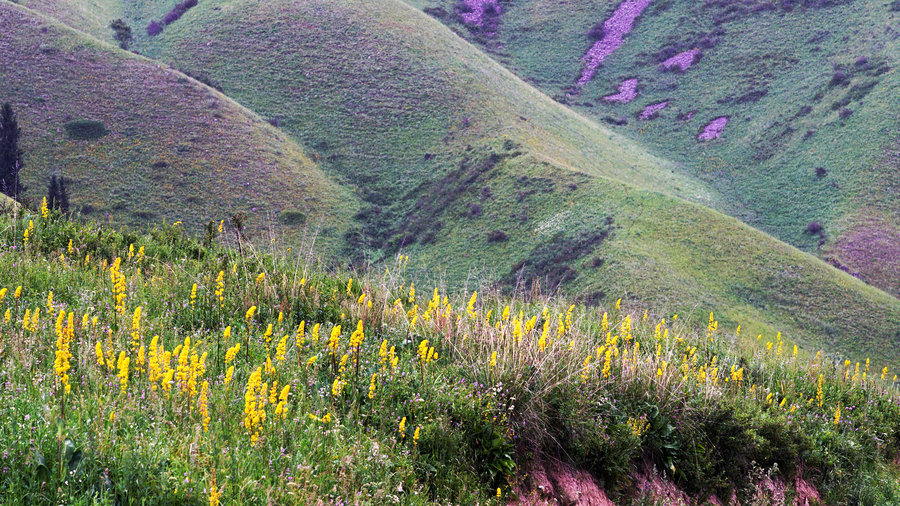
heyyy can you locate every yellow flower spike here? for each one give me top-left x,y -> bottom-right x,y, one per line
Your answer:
296,321 -> 306,347
255,272 -> 265,285
40,197 -> 48,218
329,325 -> 342,355
368,372 -> 378,399
275,335 -> 288,362
306,355 -> 317,366
214,271 -> 225,308
615,298 -> 621,310
413,426 -> 421,445
834,405 -> 841,426
331,377 -> 344,397
3,308 -> 9,323
312,323 -> 320,343
117,351 -> 130,393
408,283 -> 415,304
467,291 -> 477,319
199,381 -> 210,431
245,306 -> 257,324
398,416 -> 407,437
209,472 -> 221,506
346,277 -> 353,295
490,351 -> 497,369
224,365 -> 235,386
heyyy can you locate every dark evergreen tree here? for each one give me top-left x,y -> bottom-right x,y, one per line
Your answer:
47,174 -> 70,214
0,103 -> 24,198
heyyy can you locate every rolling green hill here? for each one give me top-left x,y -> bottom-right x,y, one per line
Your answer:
414,0 -> 900,297
123,0 -> 900,364
0,1 -> 357,252
9,0 -> 900,367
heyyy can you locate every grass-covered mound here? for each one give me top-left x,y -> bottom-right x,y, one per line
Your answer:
0,1 -> 357,252
416,0 -> 900,296
1,204 -> 899,504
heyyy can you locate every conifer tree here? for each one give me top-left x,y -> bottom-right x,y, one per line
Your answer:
0,103 -> 24,198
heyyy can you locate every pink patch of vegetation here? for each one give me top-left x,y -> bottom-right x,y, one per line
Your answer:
661,48 -> 701,72
459,0 -> 500,26
698,116 -> 728,140
577,0 -> 652,87
639,100 -> 668,119
603,78 -> 639,103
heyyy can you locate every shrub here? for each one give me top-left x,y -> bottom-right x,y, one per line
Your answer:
839,107 -> 854,119
806,221 -> 823,235
109,19 -> 133,50
277,210 -> 307,226
63,120 -> 107,140
162,0 -> 198,25
146,21 -> 163,36
829,70 -> 849,87
423,6 -> 449,19
815,167 -> 827,178
487,230 -> 508,242
587,22 -> 605,40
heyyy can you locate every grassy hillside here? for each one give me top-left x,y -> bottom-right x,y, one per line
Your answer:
416,0 -> 900,296
0,1 -> 357,253
2,208 -> 900,504
126,0 -> 900,365
15,0 -> 900,368
130,0 -> 714,201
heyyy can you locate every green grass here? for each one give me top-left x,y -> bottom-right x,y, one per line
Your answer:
416,0 -> 900,296
1,208 -> 900,504
0,1 -> 358,254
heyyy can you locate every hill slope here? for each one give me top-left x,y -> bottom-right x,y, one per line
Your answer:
0,1 -> 357,251
13,0 -> 900,367
124,0 -> 900,365
415,0 -> 900,296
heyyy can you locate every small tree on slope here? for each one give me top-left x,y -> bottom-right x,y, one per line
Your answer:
0,103 -> 24,199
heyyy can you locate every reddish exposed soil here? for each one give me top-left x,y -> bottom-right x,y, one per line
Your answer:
578,0 -> 653,87
699,116 -> 729,140
459,0 -> 501,26
603,78 -> 639,103
661,48 -> 702,71
639,100 -> 668,119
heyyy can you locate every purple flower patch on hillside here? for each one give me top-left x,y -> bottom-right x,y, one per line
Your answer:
459,0 -> 500,26
577,0 -> 652,87
603,78 -> 639,103
639,101 -> 668,119
661,48 -> 701,72
698,116 -> 728,140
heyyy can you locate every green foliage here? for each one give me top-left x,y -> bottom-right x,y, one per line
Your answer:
63,120 -> 108,140
277,210 -> 307,226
